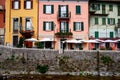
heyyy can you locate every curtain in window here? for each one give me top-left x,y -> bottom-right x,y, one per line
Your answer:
25,18 -> 32,30
13,18 -> 18,31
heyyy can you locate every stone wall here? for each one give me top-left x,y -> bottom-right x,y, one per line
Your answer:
0,45 -> 120,76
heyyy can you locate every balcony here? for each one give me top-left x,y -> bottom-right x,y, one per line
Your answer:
55,30 -> 73,38
20,30 -> 34,39
57,11 -> 71,20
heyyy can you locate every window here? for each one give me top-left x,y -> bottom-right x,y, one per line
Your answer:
59,5 -> 68,17
108,18 -> 115,25
95,18 -> 99,24
24,0 -> 33,9
60,22 -> 69,33
74,22 -> 84,31
109,5 -> 113,11
43,22 -> 54,31
25,18 -> 33,30
76,5 -> 81,14
102,18 -> 106,25
13,18 -> 19,33
91,4 -> 100,10
43,5 -> 54,14
110,32 -> 114,38
95,31 -> 99,38
12,0 -> 20,9
118,5 -> 120,16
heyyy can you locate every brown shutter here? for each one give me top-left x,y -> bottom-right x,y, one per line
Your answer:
18,1 -> 20,9
31,0 -> 33,9
24,0 -> 26,9
12,1 -> 14,9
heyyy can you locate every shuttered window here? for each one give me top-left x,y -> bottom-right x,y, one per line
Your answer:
76,5 -> 81,14
43,5 -> 54,14
95,31 -> 99,38
110,32 -> 114,38
95,18 -> 99,25
12,0 -> 20,9
108,18 -> 115,25
24,0 -> 33,9
109,5 -> 113,11
73,22 -> 84,31
43,22 -> 54,31
102,18 -> 106,25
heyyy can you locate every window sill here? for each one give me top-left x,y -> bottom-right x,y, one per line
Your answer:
24,8 -> 33,10
74,30 -> 83,32
44,30 -> 53,32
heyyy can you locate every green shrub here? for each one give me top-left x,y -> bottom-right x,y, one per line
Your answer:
101,55 -> 112,65
36,65 -> 49,74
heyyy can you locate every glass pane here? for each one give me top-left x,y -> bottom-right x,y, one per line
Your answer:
13,18 -> 18,31
26,1 -> 31,9
25,18 -> 32,30
46,6 -> 52,13
14,1 -> 19,9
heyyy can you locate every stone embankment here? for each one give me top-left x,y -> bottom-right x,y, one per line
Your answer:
0,45 -> 120,76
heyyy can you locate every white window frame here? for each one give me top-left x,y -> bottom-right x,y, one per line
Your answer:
45,22 -> 52,31
13,18 -> 19,32
25,18 -> 32,30
60,22 -> 68,33
75,22 -> 82,31
46,5 -> 52,14
13,1 -> 19,9
109,18 -> 114,25
25,0 -> 32,9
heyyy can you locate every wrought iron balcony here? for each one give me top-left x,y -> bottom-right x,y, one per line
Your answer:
20,30 -> 34,39
57,11 -> 71,20
55,29 -> 73,38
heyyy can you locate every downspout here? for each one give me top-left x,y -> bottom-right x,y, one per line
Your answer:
37,0 -> 39,40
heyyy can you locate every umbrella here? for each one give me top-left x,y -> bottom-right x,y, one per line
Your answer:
39,38 -> 54,42
102,40 -> 117,43
84,40 -> 100,43
65,39 -> 83,43
25,38 -> 38,42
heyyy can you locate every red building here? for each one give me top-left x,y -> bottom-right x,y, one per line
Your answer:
0,0 -> 5,44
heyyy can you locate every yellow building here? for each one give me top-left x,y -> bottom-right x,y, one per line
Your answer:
5,0 -> 38,46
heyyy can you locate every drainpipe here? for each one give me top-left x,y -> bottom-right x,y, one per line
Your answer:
37,0 -> 39,40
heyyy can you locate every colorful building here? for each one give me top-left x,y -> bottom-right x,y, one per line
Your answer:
38,0 -> 89,50
0,0 -> 5,45
89,0 -> 120,50
5,0 -> 38,47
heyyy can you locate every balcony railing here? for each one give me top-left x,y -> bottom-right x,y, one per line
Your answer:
57,11 -> 71,20
20,30 -> 34,39
55,29 -> 73,38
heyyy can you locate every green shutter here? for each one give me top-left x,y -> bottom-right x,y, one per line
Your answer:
95,31 -> 99,38
66,5 -> 68,15
43,5 -> 46,13
110,32 -> 114,38
76,6 -> 80,14
51,5 -> 54,14
113,18 -> 115,25
73,22 -> 76,31
108,18 -> 110,24
102,18 -> 106,25
58,5 -> 61,17
66,22 -> 69,32
43,22 -> 46,31
51,22 -> 54,31
95,18 -> 98,24
97,4 -> 100,10
81,22 -> 84,31
109,5 -> 113,11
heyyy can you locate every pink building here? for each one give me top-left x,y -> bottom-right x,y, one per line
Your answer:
38,0 -> 89,50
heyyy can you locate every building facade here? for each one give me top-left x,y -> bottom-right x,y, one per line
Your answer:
89,0 -> 120,50
5,0 -> 38,47
38,0 -> 89,50
0,0 -> 5,45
